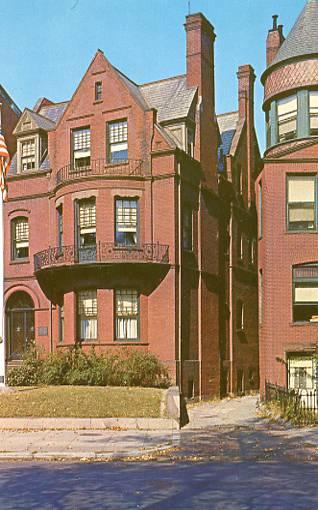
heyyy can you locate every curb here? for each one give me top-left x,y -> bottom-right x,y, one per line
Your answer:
0,417 -> 179,431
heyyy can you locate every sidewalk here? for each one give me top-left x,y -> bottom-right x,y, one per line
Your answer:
0,417 -> 180,461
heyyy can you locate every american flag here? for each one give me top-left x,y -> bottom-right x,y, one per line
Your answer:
0,129 -> 10,200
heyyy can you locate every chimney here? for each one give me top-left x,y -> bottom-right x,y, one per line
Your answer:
184,13 -> 217,188
266,14 -> 285,66
237,64 -> 256,205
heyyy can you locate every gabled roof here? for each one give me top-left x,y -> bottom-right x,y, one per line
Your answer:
217,111 -> 239,156
140,75 -> 197,123
271,0 -> 318,67
13,108 -> 56,135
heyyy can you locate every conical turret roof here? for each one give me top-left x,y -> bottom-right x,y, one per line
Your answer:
271,0 -> 318,67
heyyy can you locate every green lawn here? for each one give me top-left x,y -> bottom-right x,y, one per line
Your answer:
0,386 -> 164,418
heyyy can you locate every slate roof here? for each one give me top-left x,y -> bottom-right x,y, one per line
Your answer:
140,75 -> 197,122
38,101 -> 69,125
271,0 -> 318,67
26,109 -> 56,131
217,111 -> 239,155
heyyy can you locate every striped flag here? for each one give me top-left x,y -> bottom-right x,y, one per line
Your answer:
0,131 -> 10,200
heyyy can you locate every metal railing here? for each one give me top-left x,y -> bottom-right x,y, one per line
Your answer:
265,381 -> 318,423
56,159 -> 147,185
34,242 -> 169,271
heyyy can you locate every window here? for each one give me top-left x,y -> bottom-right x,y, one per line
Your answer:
72,127 -> 90,169
293,264 -> 318,322
57,206 -> 63,249
115,289 -> 139,340
58,303 -> 64,343
182,205 -> 193,251
115,198 -> 137,246
236,300 -> 244,331
107,120 -> 128,163
21,139 -> 35,171
287,176 -> 315,231
259,182 -> 262,238
288,356 -> 314,390
77,199 -> 96,247
187,128 -> 194,157
309,91 -> 318,136
95,81 -> 102,101
11,217 -> 29,260
77,290 -> 97,341
277,95 -> 297,142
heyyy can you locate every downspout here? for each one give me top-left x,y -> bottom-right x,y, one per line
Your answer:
50,301 -> 53,353
177,161 -> 182,393
229,204 -> 234,395
198,183 -> 202,398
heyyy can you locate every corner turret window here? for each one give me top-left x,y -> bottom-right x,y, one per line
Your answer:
277,95 -> 297,142
309,92 -> 318,136
72,127 -> 91,169
287,176 -> 315,231
77,290 -> 97,341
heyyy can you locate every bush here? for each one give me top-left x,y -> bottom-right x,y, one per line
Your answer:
7,347 -> 170,388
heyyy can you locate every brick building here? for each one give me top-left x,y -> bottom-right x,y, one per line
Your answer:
258,0 -> 318,392
3,12 -> 259,398
218,66 -> 260,396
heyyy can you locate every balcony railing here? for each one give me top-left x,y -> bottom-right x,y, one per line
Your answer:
56,159 -> 147,185
34,242 -> 169,271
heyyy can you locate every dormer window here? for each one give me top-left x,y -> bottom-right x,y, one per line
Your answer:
277,95 -> 297,142
21,139 -> 35,171
72,127 -> 91,169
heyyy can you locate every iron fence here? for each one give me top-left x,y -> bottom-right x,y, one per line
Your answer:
56,159 -> 147,185
265,381 -> 318,424
34,242 -> 169,271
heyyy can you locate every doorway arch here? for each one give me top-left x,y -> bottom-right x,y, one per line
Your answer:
6,291 -> 35,359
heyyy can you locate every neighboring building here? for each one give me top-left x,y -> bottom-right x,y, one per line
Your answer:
0,84 -> 21,157
258,0 -> 318,392
4,13 -> 225,398
218,65 -> 260,396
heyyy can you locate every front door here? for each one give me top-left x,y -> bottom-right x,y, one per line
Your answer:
6,292 -> 35,360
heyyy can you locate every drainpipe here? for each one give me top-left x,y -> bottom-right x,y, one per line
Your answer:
49,301 -> 53,353
198,183 -> 202,398
177,161 -> 182,393
229,205 -> 234,395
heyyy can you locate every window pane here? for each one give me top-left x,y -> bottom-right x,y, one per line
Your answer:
115,199 -> 137,245
295,285 -> 318,303
73,129 -> 90,150
108,120 -> 128,163
288,178 -> 315,202
277,95 -> 297,116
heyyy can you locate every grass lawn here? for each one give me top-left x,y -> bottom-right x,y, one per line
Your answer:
0,386 -> 164,418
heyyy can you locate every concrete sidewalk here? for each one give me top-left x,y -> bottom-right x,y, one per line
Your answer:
0,418 -> 180,460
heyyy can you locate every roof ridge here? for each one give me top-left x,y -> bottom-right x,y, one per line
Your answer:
217,110 -> 239,118
140,74 -> 186,88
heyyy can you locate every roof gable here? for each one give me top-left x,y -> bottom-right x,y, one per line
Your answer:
13,108 -> 55,135
272,0 -> 318,66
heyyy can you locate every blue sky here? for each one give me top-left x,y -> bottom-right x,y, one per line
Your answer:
0,0 -> 307,152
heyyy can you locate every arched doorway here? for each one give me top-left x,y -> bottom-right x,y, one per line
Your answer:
6,292 -> 35,359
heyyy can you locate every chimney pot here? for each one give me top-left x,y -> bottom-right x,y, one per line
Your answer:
272,15 -> 278,30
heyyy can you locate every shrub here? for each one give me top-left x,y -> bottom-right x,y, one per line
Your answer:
7,347 -> 170,388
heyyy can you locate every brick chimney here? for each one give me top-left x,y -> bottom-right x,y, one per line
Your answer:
184,13 -> 217,188
237,64 -> 256,205
266,15 -> 285,67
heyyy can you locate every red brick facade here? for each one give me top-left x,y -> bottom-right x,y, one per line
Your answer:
3,12 -> 260,399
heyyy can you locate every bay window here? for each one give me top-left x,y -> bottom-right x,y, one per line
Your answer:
107,120 -> 128,163
115,289 -> 139,340
115,198 -> 137,246
77,290 -> 97,341
287,176 -> 315,231
72,127 -> 90,169
293,264 -> 318,322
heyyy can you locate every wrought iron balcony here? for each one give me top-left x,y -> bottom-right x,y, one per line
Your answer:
34,242 -> 169,271
56,159 -> 147,185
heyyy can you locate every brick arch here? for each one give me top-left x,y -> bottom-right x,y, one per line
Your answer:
4,284 -> 40,310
